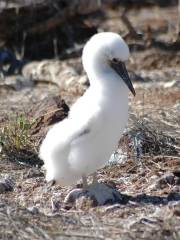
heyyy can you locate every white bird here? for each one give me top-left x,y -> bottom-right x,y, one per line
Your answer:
39,32 -> 135,191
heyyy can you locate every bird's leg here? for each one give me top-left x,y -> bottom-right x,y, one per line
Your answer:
92,172 -> 98,184
64,175 -> 88,204
82,174 -> 88,189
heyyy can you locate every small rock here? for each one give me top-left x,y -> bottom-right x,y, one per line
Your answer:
0,175 -> 15,193
27,206 -> 39,214
156,172 -> 180,189
64,183 -> 126,207
25,168 -> 44,179
64,188 -> 88,204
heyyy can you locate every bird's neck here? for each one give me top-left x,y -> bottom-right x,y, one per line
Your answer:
83,51 -> 129,103
85,59 -> 128,99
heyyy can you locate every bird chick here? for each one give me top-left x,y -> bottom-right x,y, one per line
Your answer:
39,32 -> 135,192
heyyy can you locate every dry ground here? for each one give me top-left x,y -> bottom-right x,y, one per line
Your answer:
0,3 -> 180,240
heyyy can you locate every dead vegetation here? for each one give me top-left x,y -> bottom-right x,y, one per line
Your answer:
128,115 -> 179,158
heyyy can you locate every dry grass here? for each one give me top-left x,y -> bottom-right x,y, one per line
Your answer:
0,202 -> 180,240
128,115 -> 179,158
0,95 -> 179,239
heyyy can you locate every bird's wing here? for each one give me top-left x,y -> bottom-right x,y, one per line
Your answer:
67,91 -> 102,144
40,94 -> 102,160
39,92 -> 103,183
69,111 -> 101,145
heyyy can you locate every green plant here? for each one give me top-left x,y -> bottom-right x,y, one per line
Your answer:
0,114 -> 42,167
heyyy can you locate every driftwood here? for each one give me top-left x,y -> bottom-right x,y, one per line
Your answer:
28,95 -> 69,138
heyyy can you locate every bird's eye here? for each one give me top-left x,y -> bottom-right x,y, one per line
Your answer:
112,58 -> 118,63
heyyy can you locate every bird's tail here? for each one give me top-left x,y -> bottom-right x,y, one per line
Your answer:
39,119 -> 80,185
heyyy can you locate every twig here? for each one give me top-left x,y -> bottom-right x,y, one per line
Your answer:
121,9 -> 141,39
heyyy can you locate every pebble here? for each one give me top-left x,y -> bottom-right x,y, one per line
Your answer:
0,175 -> 15,193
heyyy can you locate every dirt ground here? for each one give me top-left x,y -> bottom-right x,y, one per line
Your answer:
0,3 -> 180,240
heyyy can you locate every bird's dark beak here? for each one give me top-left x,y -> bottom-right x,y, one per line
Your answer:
110,61 -> 136,96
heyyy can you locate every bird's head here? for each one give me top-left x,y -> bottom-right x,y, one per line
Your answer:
82,32 -> 135,96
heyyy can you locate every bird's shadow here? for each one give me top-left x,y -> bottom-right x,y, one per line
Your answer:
118,191 -> 180,205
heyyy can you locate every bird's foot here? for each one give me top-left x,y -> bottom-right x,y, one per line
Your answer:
64,182 -> 124,207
